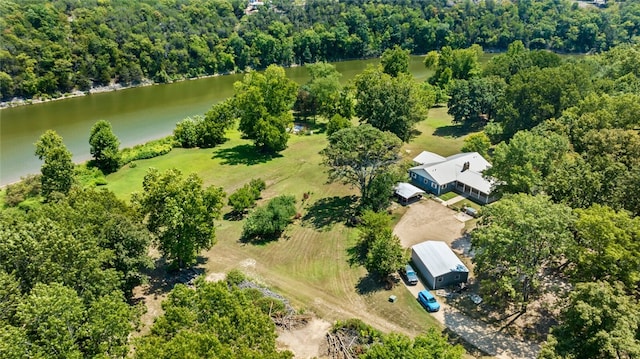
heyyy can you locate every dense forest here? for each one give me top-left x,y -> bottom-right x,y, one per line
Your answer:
2,0 -> 640,100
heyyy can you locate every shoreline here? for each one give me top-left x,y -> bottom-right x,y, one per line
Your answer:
0,71 -> 236,109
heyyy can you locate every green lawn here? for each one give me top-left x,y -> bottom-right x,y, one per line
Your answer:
102,109 -> 475,338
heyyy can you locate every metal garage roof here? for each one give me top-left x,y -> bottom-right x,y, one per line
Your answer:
412,241 -> 468,277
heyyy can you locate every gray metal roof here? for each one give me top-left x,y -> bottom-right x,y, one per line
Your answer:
412,241 -> 468,277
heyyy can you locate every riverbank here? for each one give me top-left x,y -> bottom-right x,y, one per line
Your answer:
0,70 -> 243,109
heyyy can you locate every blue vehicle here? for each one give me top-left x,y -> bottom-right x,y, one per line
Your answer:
417,290 -> 440,312
404,264 -> 419,285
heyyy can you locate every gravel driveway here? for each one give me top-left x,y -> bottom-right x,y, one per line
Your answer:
395,199 -> 541,359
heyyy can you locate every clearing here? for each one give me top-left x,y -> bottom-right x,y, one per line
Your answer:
106,109 -> 483,356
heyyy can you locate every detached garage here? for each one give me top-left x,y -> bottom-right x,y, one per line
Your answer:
411,241 -> 468,290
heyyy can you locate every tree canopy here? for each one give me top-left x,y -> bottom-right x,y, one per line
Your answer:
234,65 -> 298,152
354,66 -> 433,142
133,168 -> 225,268
471,194 -> 574,309
35,130 -> 74,200
321,125 -> 402,207
89,120 -> 121,174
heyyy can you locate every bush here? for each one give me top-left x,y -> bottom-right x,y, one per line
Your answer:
242,195 -> 296,242
120,136 -> 175,164
326,114 -> 352,136
225,269 -> 246,286
4,174 -> 41,207
74,165 -> 107,187
173,117 -> 200,148
228,178 -> 266,215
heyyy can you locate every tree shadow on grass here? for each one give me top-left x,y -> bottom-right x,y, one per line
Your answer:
141,256 -> 206,297
212,144 -> 282,166
355,273 -> 384,295
302,195 -> 358,230
433,122 -> 485,138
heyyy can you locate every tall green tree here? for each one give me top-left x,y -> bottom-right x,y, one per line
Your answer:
304,62 -> 342,118
447,76 -> 505,127
471,194 -> 573,309
461,132 -> 491,157
89,120 -> 121,174
568,205 -> 640,292
354,66 -> 433,141
234,65 -> 298,153
321,125 -> 402,207
424,45 -> 483,87
35,130 -> 74,200
134,279 -> 292,359
133,168 -> 225,268
487,130 -> 570,195
380,45 -> 410,77
539,282 -> 640,359
364,229 -> 405,281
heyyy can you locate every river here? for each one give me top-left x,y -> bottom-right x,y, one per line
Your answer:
0,56 -> 431,185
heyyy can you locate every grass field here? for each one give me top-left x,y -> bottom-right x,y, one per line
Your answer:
105,108 -> 472,338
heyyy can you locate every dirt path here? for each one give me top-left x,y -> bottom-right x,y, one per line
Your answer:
276,318 -> 332,358
395,199 -> 541,358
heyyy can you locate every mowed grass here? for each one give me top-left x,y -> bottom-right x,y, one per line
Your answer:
105,110 -> 471,337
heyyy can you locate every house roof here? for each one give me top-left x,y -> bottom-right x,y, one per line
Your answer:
394,182 -> 426,200
412,241 -> 468,278
409,152 -> 494,194
413,151 -> 446,165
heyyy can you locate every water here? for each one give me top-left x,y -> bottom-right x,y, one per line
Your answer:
0,56 -> 430,185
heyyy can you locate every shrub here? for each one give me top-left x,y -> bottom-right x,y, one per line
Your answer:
242,195 -> 296,242
74,165 -> 107,187
326,114 -> 352,136
228,178 -> 266,215
120,136 -> 175,164
226,269 -> 246,286
4,174 -> 41,207
173,117 -> 200,148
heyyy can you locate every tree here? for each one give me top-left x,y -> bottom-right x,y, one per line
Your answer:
425,45 -> 483,87
486,130 -> 570,195
461,132 -> 491,157
199,100 -> 236,147
35,130 -> 74,199
321,125 -> 402,207
173,117 -> 200,148
228,178 -> 266,215
242,195 -> 296,242
89,120 -> 121,173
17,283 -> 84,359
134,279 -> 292,358
364,229 -> 405,280
380,45 -> 409,77
133,168 -> 225,268
81,292 -> 136,358
326,114 -> 352,136
447,76 -> 505,127
539,282 -> 640,359
497,64 -> 592,139
304,62 -> 342,119
471,194 -> 573,309
363,329 -> 464,359
234,65 -> 298,153
354,66 -> 433,141
568,205 -> 640,292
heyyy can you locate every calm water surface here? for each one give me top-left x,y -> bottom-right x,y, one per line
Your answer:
0,56 -> 430,185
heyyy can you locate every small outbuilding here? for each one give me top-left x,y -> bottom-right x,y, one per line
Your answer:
411,241 -> 469,290
394,182 -> 426,204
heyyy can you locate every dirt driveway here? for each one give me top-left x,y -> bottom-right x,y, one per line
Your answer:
393,199 -> 466,248
394,199 -> 541,359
